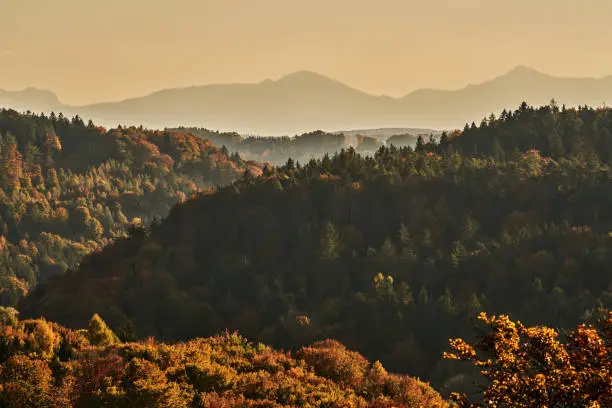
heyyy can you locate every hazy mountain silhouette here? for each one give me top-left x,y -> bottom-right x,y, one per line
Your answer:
2,66 -> 612,135
0,87 -> 64,114
397,66 -> 612,128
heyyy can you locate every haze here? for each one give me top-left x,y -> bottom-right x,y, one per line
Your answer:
2,0 -> 612,105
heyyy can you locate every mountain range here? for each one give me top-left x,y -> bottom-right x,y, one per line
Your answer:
2,66 -> 612,135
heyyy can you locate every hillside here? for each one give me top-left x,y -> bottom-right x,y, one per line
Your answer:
2,309 -> 609,407
169,128 -> 429,165
0,310 -> 448,407
0,109 -> 261,307
168,127 -> 440,165
4,67 -> 612,134
20,103 -> 612,392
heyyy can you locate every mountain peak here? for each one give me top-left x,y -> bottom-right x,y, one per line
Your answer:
0,87 -> 61,108
504,65 -> 546,78
275,71 -> 336,84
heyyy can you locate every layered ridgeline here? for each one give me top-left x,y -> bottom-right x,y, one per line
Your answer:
22,103 -> 612,393
0,309 -> 448,407
168,127 -> 436,165
5,67 -> 612,134
0,109 -> 262,306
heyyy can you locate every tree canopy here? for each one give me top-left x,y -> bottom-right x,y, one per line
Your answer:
0,109 -> 260,306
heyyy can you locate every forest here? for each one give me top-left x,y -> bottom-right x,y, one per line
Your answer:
170,127 -> 422,165
1,306 -> 608,407
0,308 -> 449,407
0,108 -> 261,306
0,101 -> 609,406
13,102 -> 611,403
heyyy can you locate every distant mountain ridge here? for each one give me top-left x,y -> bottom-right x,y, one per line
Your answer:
3,66 -> 612,135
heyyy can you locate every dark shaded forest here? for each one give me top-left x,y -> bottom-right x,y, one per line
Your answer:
21,102 -> 612,398
0,109 -> 262,306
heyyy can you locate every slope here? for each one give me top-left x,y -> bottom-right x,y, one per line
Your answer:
21,103 -> 612,392
0,108 -> 262,306
0,310 -> 448,407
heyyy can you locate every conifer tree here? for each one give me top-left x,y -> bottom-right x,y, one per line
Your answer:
87,314 -> 119,346
320,221 -> 343,260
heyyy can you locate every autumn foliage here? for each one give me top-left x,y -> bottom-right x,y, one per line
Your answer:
445,311 -> 612,407
0,108 -> 259,306
0,311 -> 447,407
6,102 -> 612,404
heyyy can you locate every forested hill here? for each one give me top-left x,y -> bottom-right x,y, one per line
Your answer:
168,127 -> 426,165
444,101 -> 612,162
0,108 -> 262,306
21,103 -> 612,394
0,310 -> 448,407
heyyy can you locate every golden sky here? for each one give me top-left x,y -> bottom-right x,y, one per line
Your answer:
2,0 -> 611,105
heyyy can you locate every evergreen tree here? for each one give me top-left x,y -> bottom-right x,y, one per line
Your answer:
320,222 -> 343,260
87,314 -> 119,346
380,237 -> 397,259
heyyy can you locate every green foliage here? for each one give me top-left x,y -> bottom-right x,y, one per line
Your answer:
87,314 -> 119,346
320,221 -> 343,260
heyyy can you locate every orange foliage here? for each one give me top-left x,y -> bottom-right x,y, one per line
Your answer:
445,312 -> 612,407
0,316 -> 448,407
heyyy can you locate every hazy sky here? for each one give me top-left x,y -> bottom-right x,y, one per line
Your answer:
2,0 -> 612,105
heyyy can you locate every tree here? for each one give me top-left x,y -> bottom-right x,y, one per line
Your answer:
45,168 -> 59,191
286,157 -> 295,170
373,273 -> 394,298
445,312 -> 612,407
85,217 -> 104,240
320,222 -> 343,260
398,223 -> 416,260
418,287 -> 429,305
450,241 -> 467,268
380,237 -> 397,259
491,137 -> 504,161
439,132 -> 450,154
415,136 -> 425,153
0,355 -> 57,407
437,288 -> 457,316
87,314 -> 119,346
0,134 -> 23,190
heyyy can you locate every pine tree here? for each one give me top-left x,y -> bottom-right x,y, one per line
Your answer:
87,314 -> 119,346
450,241 -> 467,268
0,134 -> 24,190
438,132 -> 450,154
380,237 -> 397,259
415,136 -> 425,152
286,157 -> 295,170
320,222 -> 343,260
398,223 -> 412,247
437,287 -> 457,315
418,287 -> 429,305
491,137 -> 504,161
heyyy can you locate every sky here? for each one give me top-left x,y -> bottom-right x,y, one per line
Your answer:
2,0 -> 612,105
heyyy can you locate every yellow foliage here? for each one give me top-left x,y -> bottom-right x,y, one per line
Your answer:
446,312 -> 612,407
0,316 -> 448,407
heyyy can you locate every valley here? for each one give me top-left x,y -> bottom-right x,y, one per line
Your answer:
0,102 -> 609,405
